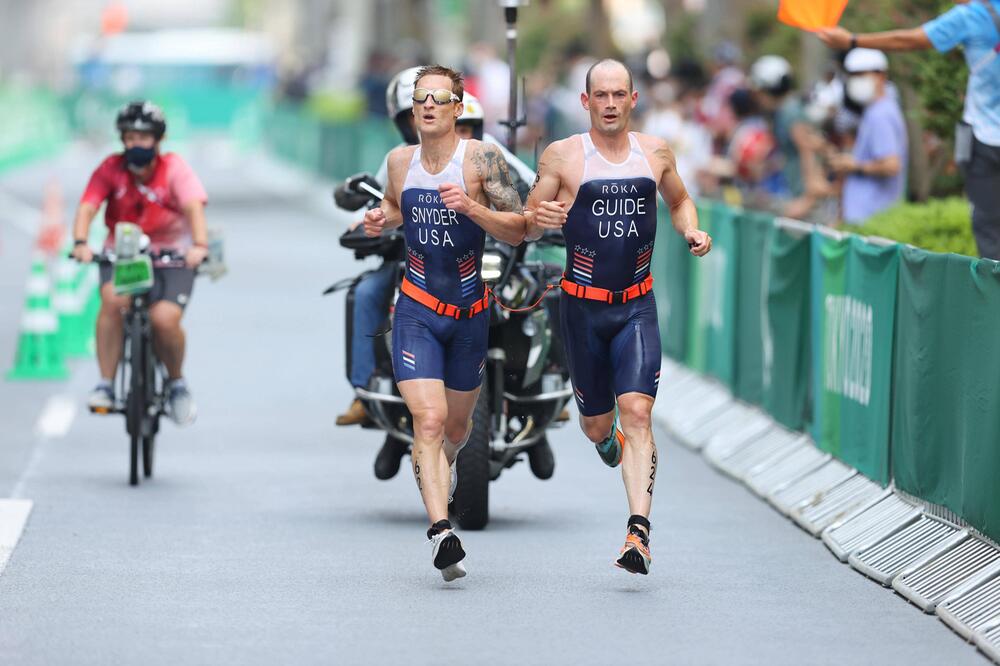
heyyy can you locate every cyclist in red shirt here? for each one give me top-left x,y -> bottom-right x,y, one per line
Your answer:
70,101 -> 209,425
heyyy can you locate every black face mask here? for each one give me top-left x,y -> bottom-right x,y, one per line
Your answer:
124,146 -> 156,170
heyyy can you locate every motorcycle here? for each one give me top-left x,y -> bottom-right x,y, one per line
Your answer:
328,173 -> 572,530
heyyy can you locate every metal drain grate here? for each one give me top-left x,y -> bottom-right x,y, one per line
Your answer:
673,402 -> 752,451
791,474 -> 883,537
822,492 -> 921,562
745,440 -> 828,498
849,516 -> 960,586
767,459 -> 856,516
701,416 -> 775,466
975,620 -> 1000,664
893,535 -> 1000,613
937,565 -> 1000,640
713,429 -> 804,481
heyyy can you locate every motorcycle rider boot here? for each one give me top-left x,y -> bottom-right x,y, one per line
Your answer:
594,407 -> 624,468
374,436 -> 408,480
428,520 -> 466,582
336,398 -> 370,426
527,438 -> 555,479
615,515 -> 652,575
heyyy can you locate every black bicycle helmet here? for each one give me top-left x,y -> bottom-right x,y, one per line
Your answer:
115,100 -> 166,140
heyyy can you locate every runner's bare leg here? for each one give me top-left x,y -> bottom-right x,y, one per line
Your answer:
617,392 -> 656,519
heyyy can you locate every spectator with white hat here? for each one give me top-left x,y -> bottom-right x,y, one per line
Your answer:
815,2 -> 1000,255
828,48 -> 908,224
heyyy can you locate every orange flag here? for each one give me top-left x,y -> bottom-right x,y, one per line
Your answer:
778,0 -> 848,31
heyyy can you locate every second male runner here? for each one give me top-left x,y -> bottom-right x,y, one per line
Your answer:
525,59 -> 711,575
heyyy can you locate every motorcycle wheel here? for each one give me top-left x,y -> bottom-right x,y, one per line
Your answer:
452,388 -> 490,530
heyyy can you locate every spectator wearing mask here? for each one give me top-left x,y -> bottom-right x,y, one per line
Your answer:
829,49 -> 907,225
816,1 -> 1000,256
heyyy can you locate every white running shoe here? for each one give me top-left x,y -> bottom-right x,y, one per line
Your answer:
448,460 -> 457,504
87,384 -> 114,412
166,382 -> 197,426
430,529 -> 467,582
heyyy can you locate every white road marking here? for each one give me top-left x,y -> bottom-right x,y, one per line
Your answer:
0,499 -> 33,576
10,394 -> 77,500
34,393 -> 77,439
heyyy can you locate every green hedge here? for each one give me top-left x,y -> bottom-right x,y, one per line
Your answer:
851,197 -> 975,256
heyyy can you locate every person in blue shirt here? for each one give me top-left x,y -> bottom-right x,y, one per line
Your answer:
827,49 -> 908,224
815,1 -> 1000,257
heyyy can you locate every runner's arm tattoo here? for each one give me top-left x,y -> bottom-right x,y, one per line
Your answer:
473,144 -> 524,214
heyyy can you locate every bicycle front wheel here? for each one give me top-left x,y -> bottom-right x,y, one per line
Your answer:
142,436 -> 155,478
126,315 -> 146,486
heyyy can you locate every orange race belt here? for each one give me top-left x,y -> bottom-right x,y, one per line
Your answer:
401,277 -> 490,319
560,274 -> 653,305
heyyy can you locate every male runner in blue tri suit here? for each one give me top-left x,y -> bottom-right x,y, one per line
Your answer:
525,59 -> 712,575
363,65 -> 526,581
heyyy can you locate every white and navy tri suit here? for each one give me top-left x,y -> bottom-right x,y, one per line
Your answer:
560,132 -> 662,416
392,139 -> 489,391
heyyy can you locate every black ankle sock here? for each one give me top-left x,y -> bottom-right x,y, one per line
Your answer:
628,515 -> 651,546
427,519 -> 453,539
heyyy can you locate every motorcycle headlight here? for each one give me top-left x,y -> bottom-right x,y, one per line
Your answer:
500,274 -> 528,309
481,252 -> 503,282
521,316 -> 538,337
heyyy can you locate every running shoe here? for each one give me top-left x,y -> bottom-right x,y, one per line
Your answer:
87,384 -> 114,412
430,529 -> 467,582
166,381 -> 197,426
615,525 -> 651,575
448,460 -> 458,504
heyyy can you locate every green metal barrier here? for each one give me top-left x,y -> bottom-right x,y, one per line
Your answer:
810,233 -> 898,486
733,210 -> 775,406
891,249 -> 1000,541
264,103 -> 399,180
761,222 -> 812,431
685,201 -> 738,388
651,206 -> 692,363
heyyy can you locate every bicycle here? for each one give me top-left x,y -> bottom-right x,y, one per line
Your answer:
79,225 -> 204,486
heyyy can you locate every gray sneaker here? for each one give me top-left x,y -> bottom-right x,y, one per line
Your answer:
88,384 -> 114,412
167,382 -> 197,426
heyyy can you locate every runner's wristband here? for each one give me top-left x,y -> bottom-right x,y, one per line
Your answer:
850,34 -> 858,50
73,239 -> 87,246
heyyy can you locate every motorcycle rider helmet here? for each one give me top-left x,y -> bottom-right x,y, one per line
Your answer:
385,66 -> 423,145
456,92 -> 484,140
115,100 -> 167,140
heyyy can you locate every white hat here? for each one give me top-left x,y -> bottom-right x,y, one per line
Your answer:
750,55 -> 792,91
844,48 -> 889,73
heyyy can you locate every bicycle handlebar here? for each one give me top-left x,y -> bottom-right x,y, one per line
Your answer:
70,248 -> 199,269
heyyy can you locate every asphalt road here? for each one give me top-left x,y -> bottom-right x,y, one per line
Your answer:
0,142 -> 986,665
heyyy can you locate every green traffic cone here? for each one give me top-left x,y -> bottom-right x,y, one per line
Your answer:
54,251 -> 90,358
6,254 -> 70,381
